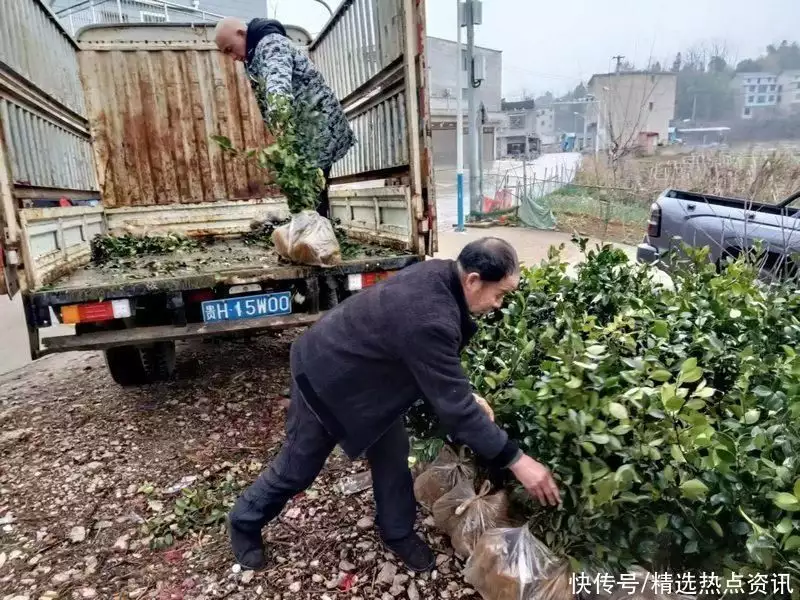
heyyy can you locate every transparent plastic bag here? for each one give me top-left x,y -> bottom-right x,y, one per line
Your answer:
413,445 -> 475,510
271,210 -> 341,266
432,480 -> 512,558
464,525 -> 571,600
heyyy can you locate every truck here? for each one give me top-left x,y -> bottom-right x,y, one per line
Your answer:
0,0 -> 437,385
637,187 -> 800,277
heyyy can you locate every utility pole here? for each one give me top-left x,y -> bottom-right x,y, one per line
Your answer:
455,0 -> 465,232
612,54 -> 625,72
691,95 -> 697,123
465,0 -> 482,218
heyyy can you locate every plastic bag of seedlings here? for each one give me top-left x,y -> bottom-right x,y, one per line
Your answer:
432,480 -> 512,558
272,210 -> 342,267
464,525 -> 571,600
413,445 -> 475,510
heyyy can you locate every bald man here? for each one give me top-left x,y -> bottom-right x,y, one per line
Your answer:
215,17 -> 355,217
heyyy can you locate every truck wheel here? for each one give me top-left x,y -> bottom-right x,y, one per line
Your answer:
104,342 -> 176,386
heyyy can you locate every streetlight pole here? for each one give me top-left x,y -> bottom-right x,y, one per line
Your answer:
455,0 -> 464,232
465,0 -> 480,218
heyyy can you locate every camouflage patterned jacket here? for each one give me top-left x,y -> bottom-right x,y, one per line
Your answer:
245,33 -> 356,173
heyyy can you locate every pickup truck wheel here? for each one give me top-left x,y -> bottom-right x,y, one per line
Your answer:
104,342 -> 176,386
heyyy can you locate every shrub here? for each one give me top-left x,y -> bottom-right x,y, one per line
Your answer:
413,240 -> 800,586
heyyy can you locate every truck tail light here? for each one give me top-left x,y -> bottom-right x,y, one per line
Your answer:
347,271 -> 396,291
61,299 -> 132,325
647,203 -> 661,237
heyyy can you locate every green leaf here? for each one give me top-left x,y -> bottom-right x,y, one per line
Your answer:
680,479 -> 709,501
794,479 -> 800,499
589,433 -> 611,445
580,441 -> 597,455
775,493 -> 800,512
680,367 -> 703,384
784,536 -> 800,551
776,517 -> 794,534
693,386 -> 715,398
565,376 -> 583,389
656,513 -> 669,532
651,320 -> 669,338
649,369 -> 672,382
484,376 -> 497,390
608,402 -> 628,420
684,540 -> 698,553
709,520 -> 724,537
753,385 -> 773,398
680,357 -> 698,373
671,444 -> 686,463
730,308 -> 742,318
744,409 -> 760,425
586,345 -> 607,356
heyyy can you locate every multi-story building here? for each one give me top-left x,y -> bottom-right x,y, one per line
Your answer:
495,101 -> 559,157
587,71 -> 677,151
426,36 -> 503,167
735,70 -> 800,119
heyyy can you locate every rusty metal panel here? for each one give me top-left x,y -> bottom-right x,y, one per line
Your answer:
77,24 -> 274,208
0,0 -> 86,116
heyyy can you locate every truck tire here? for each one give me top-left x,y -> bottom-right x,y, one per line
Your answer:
104,342 -> 176,386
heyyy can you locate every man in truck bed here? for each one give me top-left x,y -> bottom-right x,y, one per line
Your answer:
228,238 -> 561,572
214,17 -> 355,217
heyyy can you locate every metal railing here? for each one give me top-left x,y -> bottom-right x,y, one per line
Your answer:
55,0 -> 223,35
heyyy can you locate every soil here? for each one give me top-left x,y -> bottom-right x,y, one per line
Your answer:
0,335 -> 476,599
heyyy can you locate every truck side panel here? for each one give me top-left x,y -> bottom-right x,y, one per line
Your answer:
309,0 -> 435,255
0,0 -> 98,297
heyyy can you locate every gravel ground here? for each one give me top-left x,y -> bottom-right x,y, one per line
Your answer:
0,334 -> 474,599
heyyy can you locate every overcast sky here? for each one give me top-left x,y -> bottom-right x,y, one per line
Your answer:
266,0 -> 799,97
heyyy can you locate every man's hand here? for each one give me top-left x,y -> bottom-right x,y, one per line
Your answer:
473,394 -> 494,422
510,454 -> 560,506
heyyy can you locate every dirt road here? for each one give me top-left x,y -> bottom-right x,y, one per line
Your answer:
0,227 -> 648,598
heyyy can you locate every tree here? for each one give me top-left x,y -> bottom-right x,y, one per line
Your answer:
650,61 -> 663,73
708,55 -> 727,73
736,58 -> 762,72
671,52 -> 682,72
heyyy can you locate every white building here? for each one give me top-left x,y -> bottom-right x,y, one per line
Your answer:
426,37 -> 503,167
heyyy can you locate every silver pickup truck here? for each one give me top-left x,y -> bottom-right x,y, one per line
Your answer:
637,188 -> 800,277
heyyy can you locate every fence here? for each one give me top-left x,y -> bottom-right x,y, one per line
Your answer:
55,0 -> 222,35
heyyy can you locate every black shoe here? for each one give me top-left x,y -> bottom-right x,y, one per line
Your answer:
227,516 -> 267,570
384,533 -> 435,572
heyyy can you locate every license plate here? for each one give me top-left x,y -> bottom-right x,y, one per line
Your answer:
201,291 -> 292,323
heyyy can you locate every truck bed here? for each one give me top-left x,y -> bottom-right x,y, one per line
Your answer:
33,238 -> 417,306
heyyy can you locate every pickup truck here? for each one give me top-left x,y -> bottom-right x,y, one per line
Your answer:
0,0 -> 437,385
637,188 -> 800,277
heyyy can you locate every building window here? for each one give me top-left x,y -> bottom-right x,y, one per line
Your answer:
747,95 -> 755,103
758,85 -> 767,93
749,85 -> 756,92
462,88 -> 469,101
768,95 -> 775,102
509,114 -> 525,129
743,107 -> 752,118
796,92 -> 800,101
757,95 -> 766,103
757,78 -> 761,83
778,95 -> 782,103
648,101 -> 654,111
770,85 -> 777,92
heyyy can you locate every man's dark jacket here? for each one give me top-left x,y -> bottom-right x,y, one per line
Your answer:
290,259 -> 520,469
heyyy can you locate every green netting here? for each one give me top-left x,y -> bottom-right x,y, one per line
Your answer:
517,189 -> 557,230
